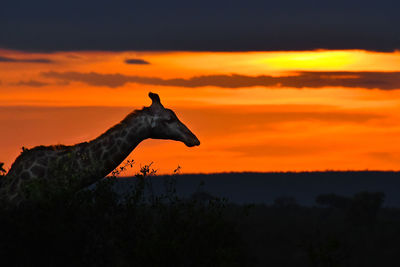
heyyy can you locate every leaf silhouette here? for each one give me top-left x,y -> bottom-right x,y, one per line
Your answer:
0,162 -> 5,174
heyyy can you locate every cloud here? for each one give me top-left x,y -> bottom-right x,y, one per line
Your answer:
367,152 -> 400,163
42,72 -> 136,88
1,0 -> 400,52
13,80 -> 49,87
124,58 -> 150,65
42,71 -> 400,90
226,143 -> 326,157
0,56 -> 53,63
175,105 -> 384,138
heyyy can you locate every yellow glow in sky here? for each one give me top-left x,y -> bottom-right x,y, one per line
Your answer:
1,49 -> 400,174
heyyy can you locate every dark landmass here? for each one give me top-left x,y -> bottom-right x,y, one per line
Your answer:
2,170 -> 400,266
114,171 -> 400,206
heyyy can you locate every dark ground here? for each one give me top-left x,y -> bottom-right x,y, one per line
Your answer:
1,171 -> 400,266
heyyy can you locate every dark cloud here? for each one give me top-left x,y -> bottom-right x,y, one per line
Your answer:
124,58 -> 150,65
42,72 -> 136,88
13,80 -> 49,87
0,56 -> 53,63
1,0 -> 400,52
42,71 -> 400,90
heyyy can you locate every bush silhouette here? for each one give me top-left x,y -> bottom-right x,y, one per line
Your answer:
0,162 -> 5,175
0,163 -> 245,267
2,162 -> 400,266
274,196 -> 298,208
316,193 -> 351,209
347,191 -> 385,226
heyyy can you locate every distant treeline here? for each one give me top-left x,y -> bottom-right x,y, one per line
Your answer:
113,171 -> 400,206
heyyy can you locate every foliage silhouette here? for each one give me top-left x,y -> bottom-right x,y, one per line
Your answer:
1,161 -> 400,266
0,161 -> 245,267
273,196 -> 298,208
316,193 -> 351,209
0,162 -> 5,175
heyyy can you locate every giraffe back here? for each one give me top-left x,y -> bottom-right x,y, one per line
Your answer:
1,143 -> 94,204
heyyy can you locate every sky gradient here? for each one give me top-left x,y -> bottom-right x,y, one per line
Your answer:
1,49 -> 400,174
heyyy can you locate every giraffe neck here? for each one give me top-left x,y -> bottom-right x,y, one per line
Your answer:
0,109 -> 153,204
86,109 -> 151,181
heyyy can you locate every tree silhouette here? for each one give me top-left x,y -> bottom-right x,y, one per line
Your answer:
274,196 -> 298,208
315,193 -> 351,209
347,191 -> 385,226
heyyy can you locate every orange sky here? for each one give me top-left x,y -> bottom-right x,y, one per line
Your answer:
1,49 -> 400,175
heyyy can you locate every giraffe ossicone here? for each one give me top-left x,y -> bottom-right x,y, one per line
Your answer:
1,92 -> 200,204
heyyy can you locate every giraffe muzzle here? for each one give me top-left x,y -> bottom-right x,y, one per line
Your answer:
186,136 -> 200,147
182,128 -> 200,147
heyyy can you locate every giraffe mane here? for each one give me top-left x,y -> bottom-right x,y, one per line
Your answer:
121,106 -> 151,124
94,106 -> 151,140
7,106 -> 152,177
18,107 -> 151,155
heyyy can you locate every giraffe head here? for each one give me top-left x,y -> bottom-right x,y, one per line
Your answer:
147,92 -> 200,147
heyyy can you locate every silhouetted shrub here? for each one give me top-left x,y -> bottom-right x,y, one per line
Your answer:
316,193 -> 351,209
316,191 -> 385,227
0,162 -> 5,188
274,196 -> 298,208
0,164 -> 245,267
0,162 -> 5,175
347,191 -> 385,226
2,166 -> 400,267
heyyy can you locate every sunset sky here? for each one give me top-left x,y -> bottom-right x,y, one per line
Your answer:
2,1 -> 400,175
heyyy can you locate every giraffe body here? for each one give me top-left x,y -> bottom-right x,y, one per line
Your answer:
1,92 -> 200,204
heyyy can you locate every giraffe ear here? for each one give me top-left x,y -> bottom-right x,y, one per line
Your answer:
149,92 -> 163,107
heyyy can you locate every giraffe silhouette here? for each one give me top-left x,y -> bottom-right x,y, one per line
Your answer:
1,92 -> 200,204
